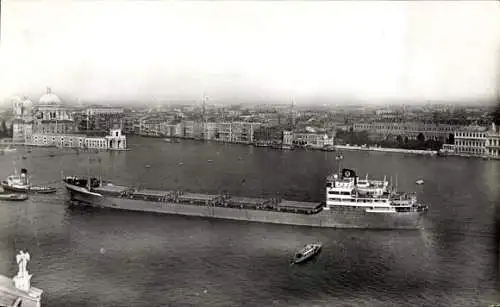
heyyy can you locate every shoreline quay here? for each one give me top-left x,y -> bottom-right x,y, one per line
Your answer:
333,145 -> 438,156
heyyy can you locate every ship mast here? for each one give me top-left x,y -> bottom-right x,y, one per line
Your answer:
87,155 -> 91,191
335,152 -> 343,176
395,174 -> 398,193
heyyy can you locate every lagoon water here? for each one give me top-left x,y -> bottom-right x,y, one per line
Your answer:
1,136 -> 499,306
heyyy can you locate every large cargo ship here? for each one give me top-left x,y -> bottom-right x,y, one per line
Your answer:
62,164 -> 428,229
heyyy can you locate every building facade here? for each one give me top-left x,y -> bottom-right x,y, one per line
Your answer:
353,122 -> 459,142
30,128 -> 127,150
254,126 -> 284,145
293,133 -> 334,148
11,88 -> 78,144
485,123 -> 500,158
453,124 -> 488,156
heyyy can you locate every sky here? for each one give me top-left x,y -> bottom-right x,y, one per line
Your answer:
0,1 -> 499,105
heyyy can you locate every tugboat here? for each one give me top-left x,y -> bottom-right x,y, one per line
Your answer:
292,243 -> 322,264
1,168 -> 57,194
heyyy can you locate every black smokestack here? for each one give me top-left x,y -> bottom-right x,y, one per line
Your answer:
341,168 -> 356,178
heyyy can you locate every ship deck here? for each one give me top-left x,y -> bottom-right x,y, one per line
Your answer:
230,196 -> 268,204
93,184 -> 130,194
88,182 -> 323,212
278,200 -> 322,210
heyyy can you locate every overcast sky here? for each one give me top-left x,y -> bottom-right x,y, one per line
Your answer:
0,1 -> 499,105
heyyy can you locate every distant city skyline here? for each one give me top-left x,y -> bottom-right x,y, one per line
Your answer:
0,1 -> 499,105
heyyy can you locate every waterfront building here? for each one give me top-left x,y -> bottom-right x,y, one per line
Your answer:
161,122 -> 183,138
12,88 -> 78,144
182,121 -> 195,139
139,118 -> 163,136
215,122 -> 232,142
352,122 -> 460,142
486,123 -> 500,158
30,128 -> 127,150
453,124 -> 488,156
202,122 -> 217,140
11,97 -> 34,144
282,130 -> 293,146
229,122 -> 261,144
254,126 -> 284,145
293,133 -> 334,148
121,116 -> 137,135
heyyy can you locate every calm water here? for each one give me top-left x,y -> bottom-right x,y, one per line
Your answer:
1,136 -> 499,306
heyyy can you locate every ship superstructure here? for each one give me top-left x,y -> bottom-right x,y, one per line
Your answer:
325,168 -> 426,214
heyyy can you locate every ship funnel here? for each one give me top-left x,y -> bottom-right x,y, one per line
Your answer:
341,168 -> 356,178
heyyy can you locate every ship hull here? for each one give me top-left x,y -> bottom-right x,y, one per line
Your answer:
1,182 -> 57,194
64,183 -> 423,230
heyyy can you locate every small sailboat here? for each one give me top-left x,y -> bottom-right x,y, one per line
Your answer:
292,243 -> 322,264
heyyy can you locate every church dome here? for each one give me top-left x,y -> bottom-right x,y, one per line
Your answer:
38,88 -> 61,105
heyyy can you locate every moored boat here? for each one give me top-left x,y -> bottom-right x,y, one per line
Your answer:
292,243 -> 322,264
0,193 -> 28,201
1,168 -> 57,194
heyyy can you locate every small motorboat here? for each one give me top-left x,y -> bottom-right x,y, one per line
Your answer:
292,243 -> 322,264
164,138 -> 173,143
0,193 -> 28,201
415,179 -> 424,185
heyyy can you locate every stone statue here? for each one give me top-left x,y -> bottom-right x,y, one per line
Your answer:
13,250 -> 32,292
16,251 -> 30,277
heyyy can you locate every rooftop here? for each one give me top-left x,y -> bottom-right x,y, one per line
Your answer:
0,275 -> 20,307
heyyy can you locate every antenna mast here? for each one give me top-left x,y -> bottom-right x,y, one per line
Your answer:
87,155 -> 91,191
395,174 -> 398,193
335,152 -> 344,176
202,95 -> 209,140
